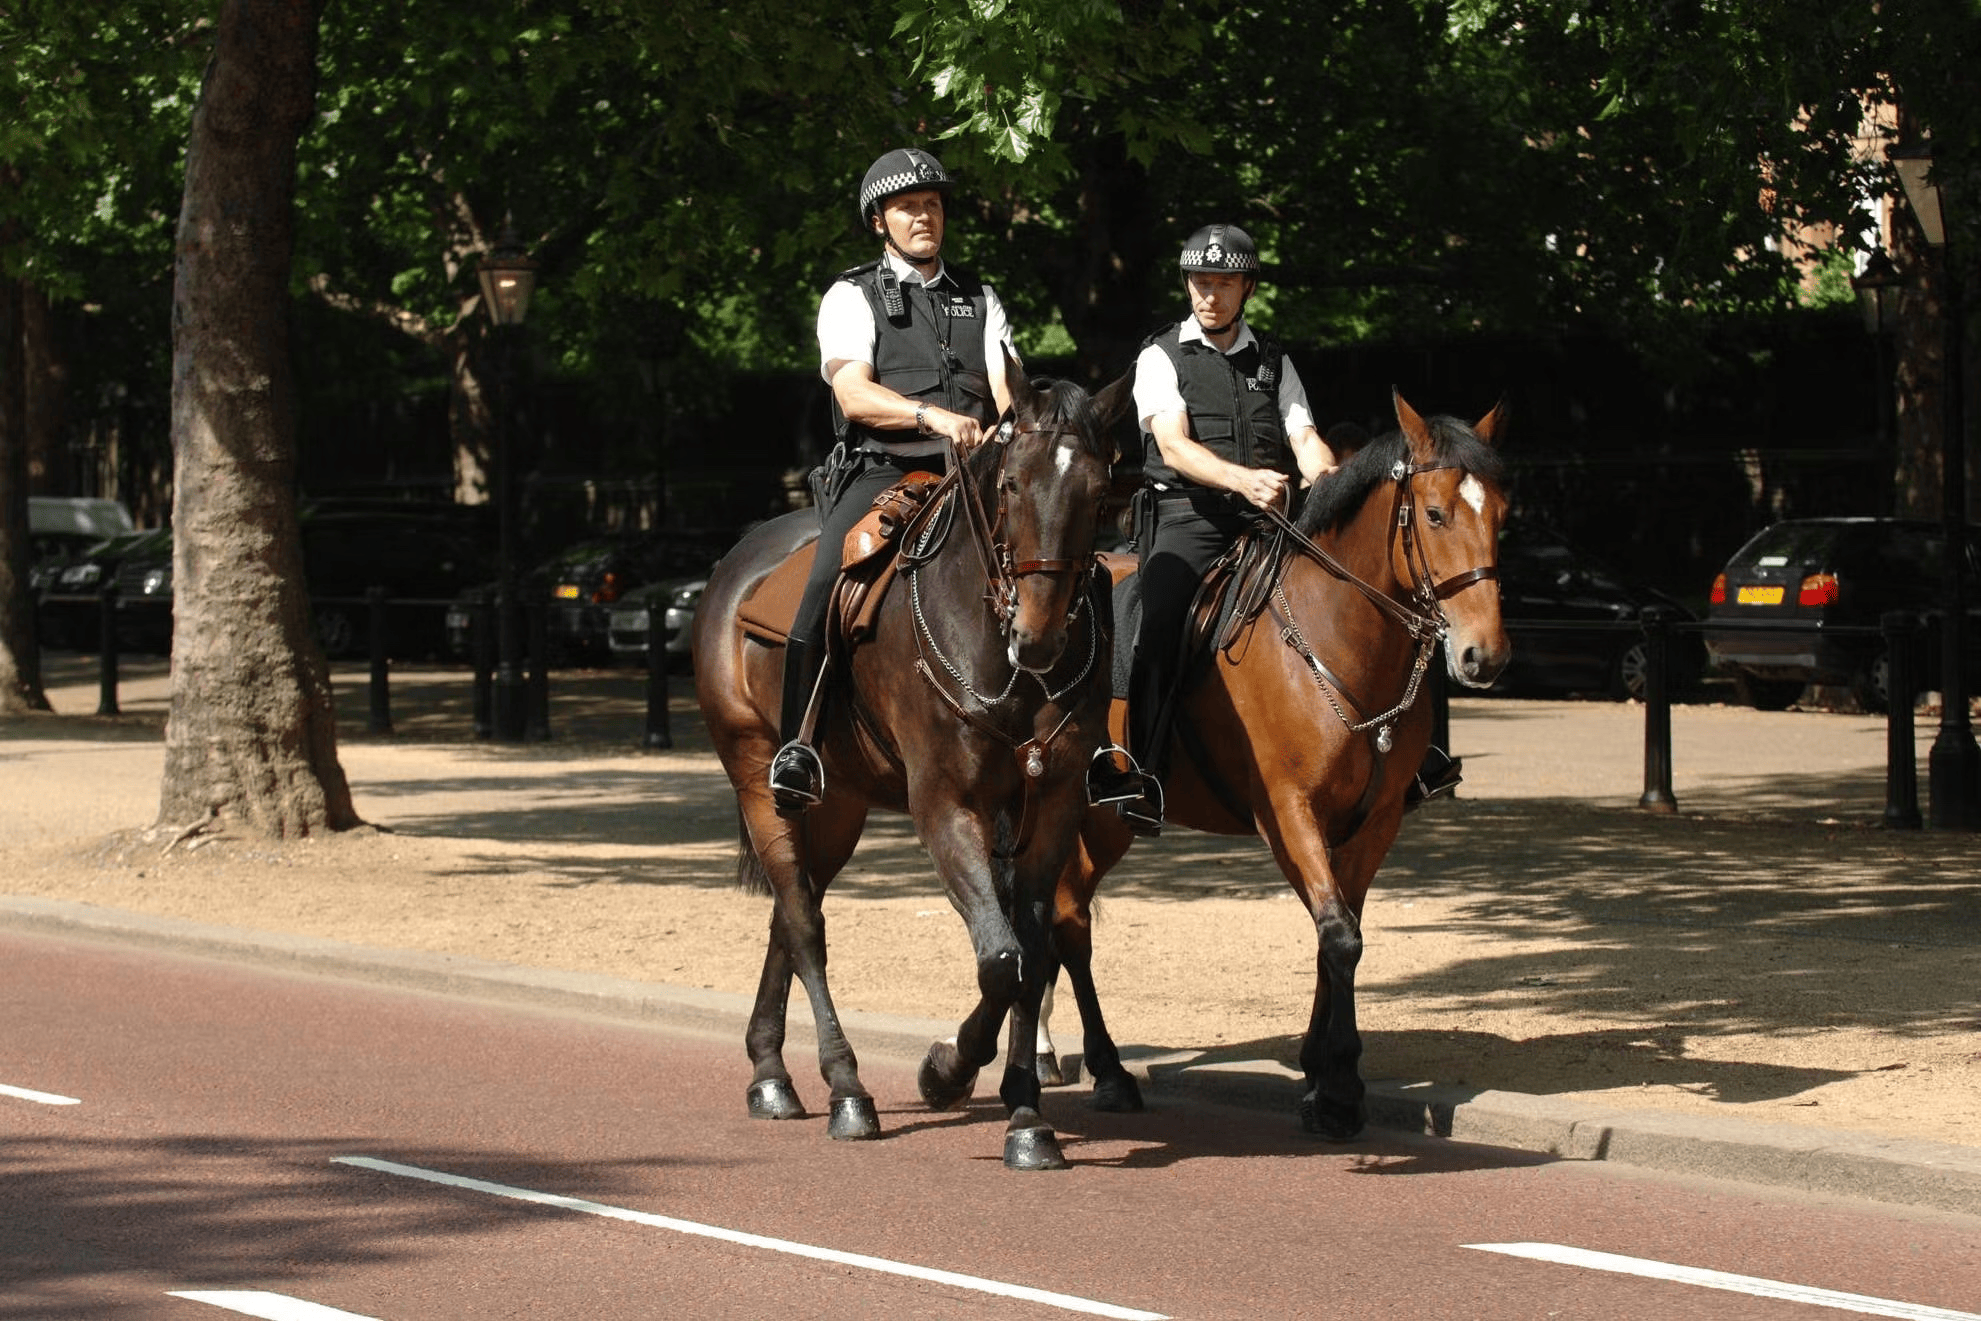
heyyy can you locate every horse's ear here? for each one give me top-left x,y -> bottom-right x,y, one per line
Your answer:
1392,387 -> 1435,465
1002,345 -> 1040,416
1472,396 -> 1508,446
1092,367 -> 1136,432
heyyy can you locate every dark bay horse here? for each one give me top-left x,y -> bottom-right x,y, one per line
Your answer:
1044,391 -> 1510,1140
694,367 -> 1132,1170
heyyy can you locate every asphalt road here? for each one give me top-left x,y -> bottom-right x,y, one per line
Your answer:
8,929 -> 1981,1321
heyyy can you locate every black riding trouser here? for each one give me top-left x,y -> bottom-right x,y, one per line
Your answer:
781,447 -> 951,742
1127,490 -> 1254,779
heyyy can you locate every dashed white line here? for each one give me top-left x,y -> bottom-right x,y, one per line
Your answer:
335,1155 -> 1168,1320
166,1292 -> 382,1320
1465,1243 -> 1981,1320
0,1082 -> 80,1106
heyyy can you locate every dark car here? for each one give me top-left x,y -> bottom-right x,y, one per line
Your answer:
446,530 -> 728,665
108,511 -> 497,659
1704,516 -> 1981,711
604,574 -> 707,670
1490,527 -> 1706,701
35,527 -> 173,651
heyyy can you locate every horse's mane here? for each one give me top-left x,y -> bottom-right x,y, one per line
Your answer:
965,375 -> 1111,472
1295,414 -> 1505,535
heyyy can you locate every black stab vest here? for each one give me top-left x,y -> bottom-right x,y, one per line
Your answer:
831,260 -> 996,452
1139,325 -> 1290,489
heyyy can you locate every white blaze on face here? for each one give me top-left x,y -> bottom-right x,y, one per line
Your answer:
1054,439 -> 1076,477
1459,474 -> 1486,515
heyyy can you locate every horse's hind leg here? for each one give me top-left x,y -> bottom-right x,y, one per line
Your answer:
743,795 -> 876,1139
1047,819 -> 1144,1112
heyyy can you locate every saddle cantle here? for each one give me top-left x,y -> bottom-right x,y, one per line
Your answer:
737,471 -> 945,648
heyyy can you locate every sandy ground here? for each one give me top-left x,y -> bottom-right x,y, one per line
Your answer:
4,655 -> 1979,1151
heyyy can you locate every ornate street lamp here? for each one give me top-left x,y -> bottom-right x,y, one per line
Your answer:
1853,249 -> 1902,458
478,219 -> 538,742
1887,139 -> 1979,829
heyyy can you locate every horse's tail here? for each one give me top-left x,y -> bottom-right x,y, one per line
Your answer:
733,807 -> 773,896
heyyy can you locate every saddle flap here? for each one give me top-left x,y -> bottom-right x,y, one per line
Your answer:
736,472 -> 945,647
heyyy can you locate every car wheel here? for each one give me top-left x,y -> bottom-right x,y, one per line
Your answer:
1613,640 -> 1649,702
1851,654 -> 1891,715
315,605 -> 358,658
1732,670 -> 1804,711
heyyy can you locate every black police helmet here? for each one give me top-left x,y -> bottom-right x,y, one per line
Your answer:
1179,223 -> 1262,276
858,148 -> 955,225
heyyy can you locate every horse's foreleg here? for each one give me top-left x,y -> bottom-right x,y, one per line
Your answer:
1298,895 -> 1366,1141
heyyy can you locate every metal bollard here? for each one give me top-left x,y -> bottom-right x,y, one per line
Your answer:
526,599 -> 551,742
96,581 -> 120,716
644,602 -> 672,749
1882,610 -> 1922,829
366,587 -> 393,735
1637,607 -> 1678,813
470,589 -> 494,739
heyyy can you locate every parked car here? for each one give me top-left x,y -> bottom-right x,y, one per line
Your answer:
605,575 -> 708,670
34,527 -> 172,651
1704,516 -> 1981,711
28,496 -> 134,569
1488,526 -> 1706,701
446,530 -> 729,665
106,510 -> 497,659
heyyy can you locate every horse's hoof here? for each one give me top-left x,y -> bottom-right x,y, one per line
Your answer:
827,1094 -> 881,1140
746,1078 -> 806,1121
1091,1072 -> 1144,1113
1036,1050 -> 1065,1088
1299,1091 -> 1367,1142
918,1041 -> 977,1110
1003,1123 -> 1069,1171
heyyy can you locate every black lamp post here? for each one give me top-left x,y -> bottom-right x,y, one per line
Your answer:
1890,140 -> 1980,829
477,220 -> 538,743
1853,248 -> 1903,466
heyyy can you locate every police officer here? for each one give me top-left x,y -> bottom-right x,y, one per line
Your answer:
1098,223 -> 1337,833
767,147 -> 1017,813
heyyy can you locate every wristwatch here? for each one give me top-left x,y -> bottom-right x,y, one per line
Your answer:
915,403 -> 930,435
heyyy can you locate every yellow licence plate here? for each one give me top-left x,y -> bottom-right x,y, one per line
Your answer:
554,584 -> 581,600
1737,584 -> 1784,605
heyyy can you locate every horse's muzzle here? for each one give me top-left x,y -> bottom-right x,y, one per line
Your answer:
1446,632 -> 1511,688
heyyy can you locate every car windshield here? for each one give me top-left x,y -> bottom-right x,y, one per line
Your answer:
1732,521 -> 1848,566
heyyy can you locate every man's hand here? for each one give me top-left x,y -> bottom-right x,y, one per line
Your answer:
924,406 -> 986,452
1233,465 -> 1291,512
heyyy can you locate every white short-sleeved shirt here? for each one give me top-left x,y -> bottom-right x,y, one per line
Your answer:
1132,315 -> 1315,438
816,249 -> 1014,388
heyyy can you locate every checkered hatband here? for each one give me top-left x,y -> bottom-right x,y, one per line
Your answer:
859,148 -> 955,218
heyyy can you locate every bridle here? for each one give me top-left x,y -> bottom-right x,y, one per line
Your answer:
1260,456 -> 1500,752
897,409 -> 1108,778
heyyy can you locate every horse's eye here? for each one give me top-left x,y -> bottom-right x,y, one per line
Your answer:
1002,475 -> 1019,492
1425,506 -> 1448,528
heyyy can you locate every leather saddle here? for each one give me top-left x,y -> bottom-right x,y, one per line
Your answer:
737,472 -> 947,648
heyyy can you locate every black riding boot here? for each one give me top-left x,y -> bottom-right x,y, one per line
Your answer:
1403,744 -> 1462,811
768,636 -> 826,813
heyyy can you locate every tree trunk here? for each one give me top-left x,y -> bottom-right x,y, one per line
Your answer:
159,0 -> 358,836
0,264 -> 50,714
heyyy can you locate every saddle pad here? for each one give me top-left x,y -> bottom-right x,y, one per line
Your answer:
736,475 -> 944,646
737,543 -> 816,645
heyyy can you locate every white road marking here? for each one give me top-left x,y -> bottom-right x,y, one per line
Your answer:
166,1292 -> 382,1320
335,1155 -> 1168,1320
1465,1243 -> 1981,1320
0,1082 -> 80,1105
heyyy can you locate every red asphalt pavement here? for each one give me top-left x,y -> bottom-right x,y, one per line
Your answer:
7,929 -> 1981,1321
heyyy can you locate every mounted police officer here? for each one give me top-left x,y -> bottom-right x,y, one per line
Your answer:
767,147 -> 1018,814
1092,223 -> 1338,833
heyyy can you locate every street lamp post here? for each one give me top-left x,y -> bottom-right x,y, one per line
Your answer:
477,220 -> 538,743
1852,248 -> 1902,458
1890,141 -> 1980,829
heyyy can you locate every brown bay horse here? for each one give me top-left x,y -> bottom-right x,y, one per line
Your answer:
1045,391 -> 1511,1140
694,368 -> 1132,1170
